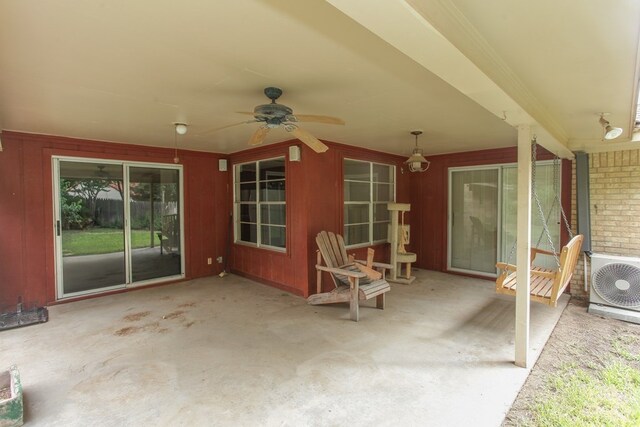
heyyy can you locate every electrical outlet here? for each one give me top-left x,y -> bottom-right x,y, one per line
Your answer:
207,257 -> 212,265
216,256 -> 223,264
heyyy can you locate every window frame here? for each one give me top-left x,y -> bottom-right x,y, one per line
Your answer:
343,158 -> 396,248
233,156 -> 287,252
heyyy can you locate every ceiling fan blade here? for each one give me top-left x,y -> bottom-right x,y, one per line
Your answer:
287,126 -> 329,153
196,120 -> 257,136
249,126 -> 270,146
288,114 -> 345,125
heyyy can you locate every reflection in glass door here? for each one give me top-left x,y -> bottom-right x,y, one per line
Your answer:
448,162 -> 560,276
56,161 -> 126,295
54,158 -> 184,298
501,164 -> 560,270
129,166 -> 181,282
449,168 -> 500,274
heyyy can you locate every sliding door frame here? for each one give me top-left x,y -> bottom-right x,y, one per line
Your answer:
447,164 -> 503,278
52,156 -> 185,300
447,160 -> 558,278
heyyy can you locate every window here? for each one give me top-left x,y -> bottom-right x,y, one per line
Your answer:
234,157 -> 286,250
343,159 -> 395,246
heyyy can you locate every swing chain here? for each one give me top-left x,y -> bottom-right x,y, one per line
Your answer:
532,139 -> 561,267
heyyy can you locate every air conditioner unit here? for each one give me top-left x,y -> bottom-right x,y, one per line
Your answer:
589,253 -> 640,324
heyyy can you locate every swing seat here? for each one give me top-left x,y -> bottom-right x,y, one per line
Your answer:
495,234 -> 583,307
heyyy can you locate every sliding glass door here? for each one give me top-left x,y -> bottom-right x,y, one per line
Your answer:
448,162 -> 560,276
53,158 -> 184,299
501,163 -> 560,270
56,161 -> 127,294
129,166 -> 181,282
449,168 -> 500,274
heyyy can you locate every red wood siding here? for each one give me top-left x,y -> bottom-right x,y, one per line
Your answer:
0,129 -> 571,309
0,131 -> 227,309
228,140 -> 410,297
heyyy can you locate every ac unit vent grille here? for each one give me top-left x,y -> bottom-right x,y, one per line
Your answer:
592,263 -> 640,308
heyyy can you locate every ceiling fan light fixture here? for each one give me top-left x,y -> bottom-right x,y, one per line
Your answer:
599,114 -> 623,140
173,122 -> 187,163
174,123 -> 188,135
405,130 -> 430,172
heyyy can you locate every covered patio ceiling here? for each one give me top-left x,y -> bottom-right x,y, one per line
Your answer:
1,0 -> 639,157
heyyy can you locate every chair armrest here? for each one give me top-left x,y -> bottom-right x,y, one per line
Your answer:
354,260 -> 393,270
316,265 -> 366,278
497,262 -> 556,279
531,248 -> 559,257
496,262 -> 517,272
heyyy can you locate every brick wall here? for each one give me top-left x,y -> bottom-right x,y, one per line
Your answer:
570,148 -> 640,300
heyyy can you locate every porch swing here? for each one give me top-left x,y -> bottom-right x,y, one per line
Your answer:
495,139 -> 583,307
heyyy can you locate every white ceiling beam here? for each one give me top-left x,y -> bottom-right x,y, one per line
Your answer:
325,0 -> 574,159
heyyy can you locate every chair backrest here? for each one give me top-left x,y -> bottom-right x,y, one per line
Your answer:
550,234 -> 584,302
316,231 -> 349,267
316,231 -> 351,288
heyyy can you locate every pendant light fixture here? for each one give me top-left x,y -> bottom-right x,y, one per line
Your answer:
599,113 -> 623,140
405,130 -> 430,172
173,122 -> 187,163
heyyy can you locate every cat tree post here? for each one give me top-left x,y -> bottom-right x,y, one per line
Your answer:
387,202 -> 416,284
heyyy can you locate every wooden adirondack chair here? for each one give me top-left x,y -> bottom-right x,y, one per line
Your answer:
308,231 -> 392,321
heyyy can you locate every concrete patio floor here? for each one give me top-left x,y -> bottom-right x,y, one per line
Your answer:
0,270 -> 567,426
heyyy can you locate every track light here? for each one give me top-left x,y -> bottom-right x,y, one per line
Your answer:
599,114 -> 623,140
405,130 -> 430,172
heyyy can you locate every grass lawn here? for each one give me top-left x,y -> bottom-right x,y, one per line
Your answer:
62,228 -> 162,256
505,302 -> 640,427
532,356 -> 640,426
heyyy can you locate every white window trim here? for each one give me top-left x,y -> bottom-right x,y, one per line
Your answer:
343,158 -> 396,248
233,156 -> 286,252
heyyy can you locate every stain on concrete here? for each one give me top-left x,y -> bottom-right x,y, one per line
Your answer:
178,302 -> 196,308
115,321 -> 165,336
143,321 -> 160,331
184,321 -> 195,328
122,311 -> 151,322
114,326 -> 140,336
162,310 -> 185,320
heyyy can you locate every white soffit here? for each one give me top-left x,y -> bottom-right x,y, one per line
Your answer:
325,0 -> 574,158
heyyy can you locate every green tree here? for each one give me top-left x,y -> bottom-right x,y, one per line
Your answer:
60,179 -> 83,229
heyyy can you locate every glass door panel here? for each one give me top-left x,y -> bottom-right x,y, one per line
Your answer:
501,164 -> 560,269
128,166 -> 181,282
58,161 -> 126,295
449,168 -> 499,274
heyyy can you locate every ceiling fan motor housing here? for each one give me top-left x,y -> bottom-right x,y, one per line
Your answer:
253,103 -> 293,124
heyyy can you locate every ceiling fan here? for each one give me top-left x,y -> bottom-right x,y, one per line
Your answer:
210,87 -> 345,153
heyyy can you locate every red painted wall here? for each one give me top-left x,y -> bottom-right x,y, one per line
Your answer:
0,131 -> 228,310
0,130 -> 571,310
409,146 -> 569,273
228,140 -> 410,297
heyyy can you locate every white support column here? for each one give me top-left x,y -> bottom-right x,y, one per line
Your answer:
515,124 -> 532,368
